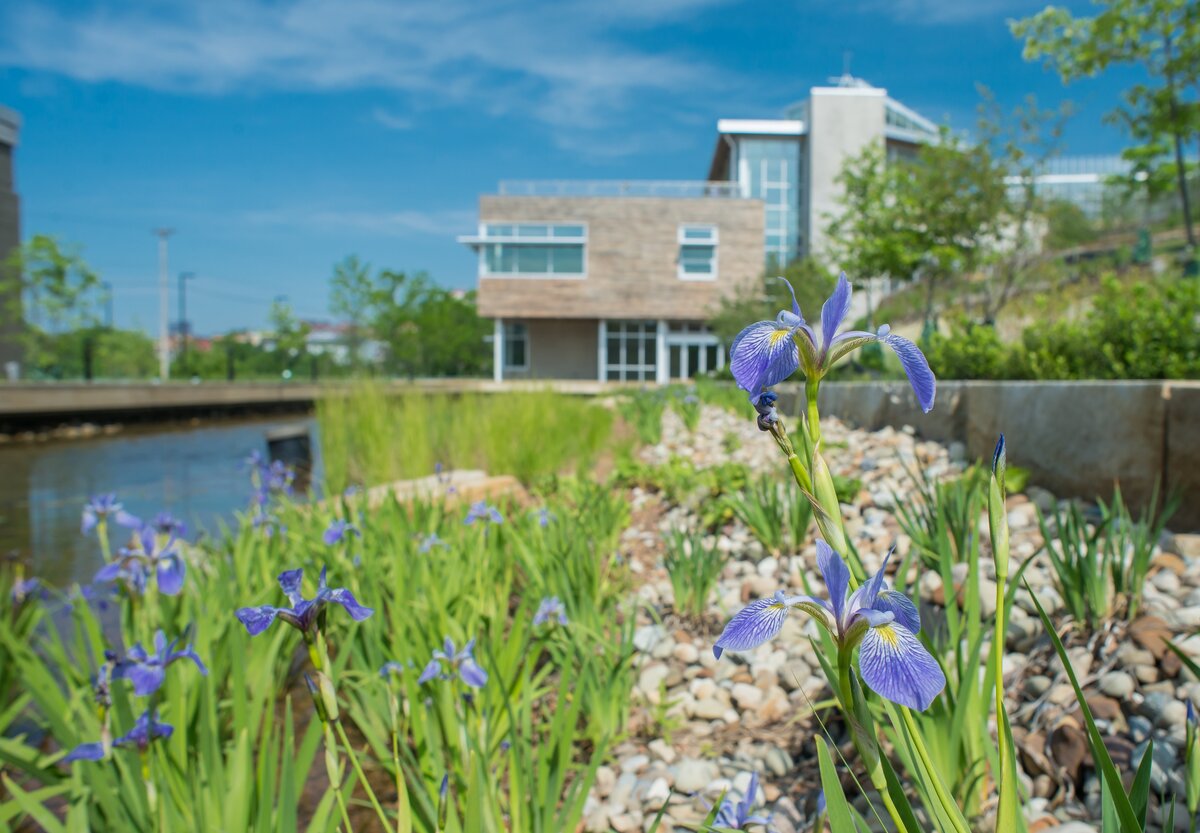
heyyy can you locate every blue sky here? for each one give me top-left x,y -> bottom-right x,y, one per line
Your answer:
0,0 -> 1135,334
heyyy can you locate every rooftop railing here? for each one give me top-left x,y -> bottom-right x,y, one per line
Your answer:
497,180 -> 744,198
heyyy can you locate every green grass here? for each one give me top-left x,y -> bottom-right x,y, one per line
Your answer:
0,475 -> 637,832
317,383 -> 613,493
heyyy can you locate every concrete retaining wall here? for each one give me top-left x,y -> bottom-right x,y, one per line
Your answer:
777,380 -> 1198,531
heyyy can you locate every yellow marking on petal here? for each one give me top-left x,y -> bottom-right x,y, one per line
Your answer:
875,624 -> 899,647
769,328 -> 791,346
768,603 -> 786,611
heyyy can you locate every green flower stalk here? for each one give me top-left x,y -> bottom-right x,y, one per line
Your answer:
989,435 -> 1022,832
1188,701 -> 1200,833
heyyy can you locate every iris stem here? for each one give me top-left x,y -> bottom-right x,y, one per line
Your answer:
900,708 -> 971,833
335,719 -> 394,830
805,381 -> 822,446
839,651 -> 906,833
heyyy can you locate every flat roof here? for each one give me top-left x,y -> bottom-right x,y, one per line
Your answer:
716,118 -> 805,136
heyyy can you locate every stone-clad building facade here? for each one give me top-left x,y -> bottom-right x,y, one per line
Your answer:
0,106 -> 20,371
460,187 -> 764,382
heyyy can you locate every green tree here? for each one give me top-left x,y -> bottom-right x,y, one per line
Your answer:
1043,199 -> 1098,250
329,255 -> 375,372
826,128 -> 1010,325
1012,0 -> 1200,249
268,300 -> 311,375
1,235 -> 110,377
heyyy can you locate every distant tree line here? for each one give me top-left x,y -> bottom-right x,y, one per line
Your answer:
0,237 -> 492,382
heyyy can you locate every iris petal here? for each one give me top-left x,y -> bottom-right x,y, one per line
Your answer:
879,328 -> 936,414
326,587 -> 374,621
235,605 -> 280,636
63,742 -> 106,762
458,658 -> 488,688
156,555 -> 185,596
418,659 -> 441,684
713,595 -> 792,659
729,320 -> 800,397
815,541 -> 850,628
873,589 -> 921,635
857,622 -> 946,710
127,663 -> 166,696
278,569 -> 304,606
820,273 -> 853,354
94,561 -> 124,583
778,276 -> 804,319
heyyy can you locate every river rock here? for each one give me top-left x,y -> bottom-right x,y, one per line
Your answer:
1098,671 -> 1135,698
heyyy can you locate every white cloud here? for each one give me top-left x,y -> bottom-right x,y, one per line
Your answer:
242,207 -> 476,237
852,0 -> 1043,24
0,0 -> 732,147
371,107 -> 413,132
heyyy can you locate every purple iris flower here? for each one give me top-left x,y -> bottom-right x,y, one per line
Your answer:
464,501 -> 503,525
322,519 -> 359,546
418,532 -> 447,553
533,597 -> 569,626
235,566 -> 373,636
710,771 -> 771,830
10,576 -> 41,606
151,511 -> 188,538
94,525 -> 186,596
81,494 -> 140,536
713,541 -> 945,711
535,507 -> 554,528
729,273 -> 935,413
418,637 -> 488,688
62,709 -> 174,762
380,660 -> 409,677
112,630 -> 207,696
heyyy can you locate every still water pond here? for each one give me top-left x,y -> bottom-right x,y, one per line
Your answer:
0,416 -> 322,586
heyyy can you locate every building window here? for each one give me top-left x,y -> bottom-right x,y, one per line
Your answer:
504,322 -> 528,370
678,225 -> 718,280
665,321 -> 723,379
603,320 -> 657,381
480,223 -> 586,277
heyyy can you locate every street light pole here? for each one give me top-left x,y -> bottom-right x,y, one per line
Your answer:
178,271 -> 194,375
153,228 -> 174,380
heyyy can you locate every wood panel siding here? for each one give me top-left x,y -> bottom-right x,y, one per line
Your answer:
475,196 -> 764,320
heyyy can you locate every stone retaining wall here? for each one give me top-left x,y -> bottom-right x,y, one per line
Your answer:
776,380 -> 1198,531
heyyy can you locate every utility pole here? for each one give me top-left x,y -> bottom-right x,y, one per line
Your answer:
153,228 -> 174,380
178,271 -> 194,375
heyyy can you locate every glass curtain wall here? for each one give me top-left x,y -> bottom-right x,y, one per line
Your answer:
734,138 -> 803,265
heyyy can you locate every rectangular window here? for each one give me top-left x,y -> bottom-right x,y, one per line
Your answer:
602,320 -> 658,381
677,225 -> 718,280
503,322 -> 528,370
479,223 -> 586,277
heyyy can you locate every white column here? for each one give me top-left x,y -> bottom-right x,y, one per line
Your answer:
597,320 -> 606,382
655,320 -> 668,384
493,318 -> 504,383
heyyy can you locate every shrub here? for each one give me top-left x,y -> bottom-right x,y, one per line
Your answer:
929,273 -> 1200,381
926,317 -> 1011,380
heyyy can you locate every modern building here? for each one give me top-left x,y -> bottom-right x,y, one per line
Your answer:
0,105 -> 20,373
707,74 -> 940,263
459,183 -> 763,382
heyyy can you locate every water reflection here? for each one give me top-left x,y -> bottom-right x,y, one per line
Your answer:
0,416 -> 322,586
